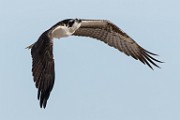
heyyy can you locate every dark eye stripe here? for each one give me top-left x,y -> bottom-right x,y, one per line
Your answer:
68,20 -> 75,27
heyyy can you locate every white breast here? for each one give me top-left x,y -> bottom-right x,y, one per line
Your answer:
50,21 -> 82,39
51,25 -> 72,39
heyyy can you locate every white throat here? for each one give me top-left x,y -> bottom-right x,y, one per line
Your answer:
50,21 -> 81,39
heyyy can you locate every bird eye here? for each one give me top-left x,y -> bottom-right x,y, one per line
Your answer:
68,20 -> 75,27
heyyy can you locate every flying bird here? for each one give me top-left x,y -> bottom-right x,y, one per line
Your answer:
27,18 -> 162,108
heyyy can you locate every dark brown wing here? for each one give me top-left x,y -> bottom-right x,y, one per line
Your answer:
73,19 -> 162,69
31,31 -> 55,108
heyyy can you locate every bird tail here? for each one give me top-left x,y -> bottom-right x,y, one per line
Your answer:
26,43 -> 35,49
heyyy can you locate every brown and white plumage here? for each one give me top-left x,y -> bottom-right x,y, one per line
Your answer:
27,18 -> 162,108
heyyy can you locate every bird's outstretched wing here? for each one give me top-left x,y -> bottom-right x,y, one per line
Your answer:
31,31 -> 55,108
73,19 -> 162,69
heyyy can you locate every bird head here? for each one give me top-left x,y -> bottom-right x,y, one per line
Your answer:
62,18 -> 81,27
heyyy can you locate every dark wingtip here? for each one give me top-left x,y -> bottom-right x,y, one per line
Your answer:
39,96 -> 47,109
38,89 -> 51,109
40,98 -> 47,109
142,49 -> 164,70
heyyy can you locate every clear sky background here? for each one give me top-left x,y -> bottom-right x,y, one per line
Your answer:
0,0 -> 179,120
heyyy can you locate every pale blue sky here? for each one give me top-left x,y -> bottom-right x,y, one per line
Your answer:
0,0 -> 179,120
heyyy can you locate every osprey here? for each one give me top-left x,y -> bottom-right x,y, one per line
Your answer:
27,18 -> 162,108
